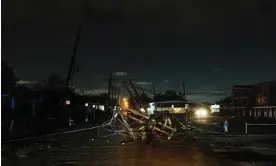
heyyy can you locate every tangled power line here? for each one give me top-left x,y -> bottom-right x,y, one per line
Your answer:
4,104 -> 188,146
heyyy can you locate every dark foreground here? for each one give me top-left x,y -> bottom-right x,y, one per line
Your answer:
2,126 -> 276,166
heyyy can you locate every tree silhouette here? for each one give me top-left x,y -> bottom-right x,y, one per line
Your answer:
154,90 -> 184,101
140,92 -> 152,103
1,62 -> 18,95
48,73 -> 65,88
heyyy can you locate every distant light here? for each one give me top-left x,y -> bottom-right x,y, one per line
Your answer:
124,101 -> 129,108
201,109 -> 207,116
185,104 -> 189,109
171,105 -> 174,108
1,94 -> 9,97
123,98 -> 127,102
85,103 -> 88,107
66,100 -> 70,105
92,105 -> 96,108
11,98 -> 15,109
195,108 -> 208,117
140,108 -> 145,112
99,105 -> 105,111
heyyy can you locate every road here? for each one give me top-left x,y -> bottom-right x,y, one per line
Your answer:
2,123 -> 276,166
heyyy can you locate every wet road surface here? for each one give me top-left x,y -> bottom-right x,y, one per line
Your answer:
2,127 -> 276,166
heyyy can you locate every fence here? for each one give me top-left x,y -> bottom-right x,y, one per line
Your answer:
245,122 -> 276,134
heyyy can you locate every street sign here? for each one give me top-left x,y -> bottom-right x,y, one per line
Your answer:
185,104 -> 189,109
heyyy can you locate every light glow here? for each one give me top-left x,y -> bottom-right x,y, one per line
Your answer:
195,108 -> 208,118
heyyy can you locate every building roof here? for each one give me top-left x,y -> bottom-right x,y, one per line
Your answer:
233,81 -> 276,89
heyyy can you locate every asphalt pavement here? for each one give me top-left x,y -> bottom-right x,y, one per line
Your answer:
3,123 -> 276,166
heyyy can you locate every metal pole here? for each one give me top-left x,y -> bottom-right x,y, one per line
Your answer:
94,110 -> 96,121
190,109 -> 192,123
185,109 -> 188,123
245,122 -> 247,134
63,26 -> 82,107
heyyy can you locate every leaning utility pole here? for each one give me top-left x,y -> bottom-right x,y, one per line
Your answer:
107,72 -> 116,106
62,26 -> 82,107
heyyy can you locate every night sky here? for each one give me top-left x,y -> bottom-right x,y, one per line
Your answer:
2,0 -> 276,102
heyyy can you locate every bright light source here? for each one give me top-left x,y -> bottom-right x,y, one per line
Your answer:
123,98 -> 127,102
99,105 -> 105,111
140,108 -> 145,112
85,103 -> 88,107
124,101 -> 129,108
66,100 -> 70,105
195,108 -> 208,118
195,110 -> 201,116
201,109 -> 207,116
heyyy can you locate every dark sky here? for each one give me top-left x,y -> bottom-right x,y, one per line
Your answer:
2,0 -> 276,102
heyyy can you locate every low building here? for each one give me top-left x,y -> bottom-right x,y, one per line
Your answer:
210,104 -> 220,113
232,81 -> 276,118
153,100 -> 189,114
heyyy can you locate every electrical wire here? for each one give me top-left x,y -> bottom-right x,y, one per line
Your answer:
3,104 -> 189,146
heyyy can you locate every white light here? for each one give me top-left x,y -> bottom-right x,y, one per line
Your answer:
99,105 -> 105,111
140,108 -> 145,112
85,103 -> 88,107
201,109 -> 207,116
195,108 -> 208,117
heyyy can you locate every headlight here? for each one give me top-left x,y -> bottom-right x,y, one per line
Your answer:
195,108 -> 208,117
195,110 -> 201,116
201,109 -> 207,116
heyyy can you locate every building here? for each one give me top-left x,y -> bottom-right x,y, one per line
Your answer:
152,100 -> 189,114
232,81 -> 276,118
210,104 -> 220,113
